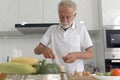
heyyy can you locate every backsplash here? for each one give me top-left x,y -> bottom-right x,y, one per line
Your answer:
0,34 -> 44,63
0,33 -> 97,66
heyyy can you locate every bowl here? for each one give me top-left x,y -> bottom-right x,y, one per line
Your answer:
93,75 -> 120,80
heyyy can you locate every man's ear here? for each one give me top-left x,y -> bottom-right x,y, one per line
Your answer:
74,13 -> 77,17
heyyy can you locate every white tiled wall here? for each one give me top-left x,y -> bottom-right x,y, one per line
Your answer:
0,34 -> 44,63
0,33 -> 98,66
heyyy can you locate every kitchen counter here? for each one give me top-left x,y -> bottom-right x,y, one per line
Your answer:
5,73 -> 97,80
5,74 -> 68,80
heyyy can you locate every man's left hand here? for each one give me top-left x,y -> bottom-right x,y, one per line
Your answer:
62,52 -> 79,63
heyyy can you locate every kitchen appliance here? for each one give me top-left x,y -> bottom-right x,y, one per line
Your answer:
15,23 -> 59,34
103,26 -> 120,72
105,59 -> 120,72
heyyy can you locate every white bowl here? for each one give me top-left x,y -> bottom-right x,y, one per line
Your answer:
94,75 -> 120,80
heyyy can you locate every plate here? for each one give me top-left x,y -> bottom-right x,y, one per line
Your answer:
93,75 -> 120,80
6,74 -> 61,80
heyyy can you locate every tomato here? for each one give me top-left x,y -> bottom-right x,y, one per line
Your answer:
111,68 -> 120,76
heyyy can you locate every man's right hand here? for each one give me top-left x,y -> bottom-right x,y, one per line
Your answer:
41,47 -> 55,59
34,43 -> 55,59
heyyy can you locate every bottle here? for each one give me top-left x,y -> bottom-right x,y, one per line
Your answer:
7,56 -> 9,62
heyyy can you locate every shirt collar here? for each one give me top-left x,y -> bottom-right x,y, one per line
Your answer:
58,22 -> 76,30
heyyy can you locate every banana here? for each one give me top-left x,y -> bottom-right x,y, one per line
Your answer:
11,56 -> 39,65
0,62 -> 36,74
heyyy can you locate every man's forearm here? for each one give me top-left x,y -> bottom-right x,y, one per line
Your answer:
34,43 -> 46,55
77,48 -> 94,60
77,52 -> 94,60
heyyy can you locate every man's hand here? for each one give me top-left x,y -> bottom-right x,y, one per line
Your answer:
42,47 -> 55,59
62,47 -> 94,63
34,43 -> 55,59
62,52 -> 79,63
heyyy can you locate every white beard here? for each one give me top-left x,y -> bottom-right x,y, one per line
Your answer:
60,22 -> 73,29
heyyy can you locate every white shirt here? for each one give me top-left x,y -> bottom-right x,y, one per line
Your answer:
40,22 -> 93,73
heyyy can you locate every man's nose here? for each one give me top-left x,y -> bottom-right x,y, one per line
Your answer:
62,17 -> 67,22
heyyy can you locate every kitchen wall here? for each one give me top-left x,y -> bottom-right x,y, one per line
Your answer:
0,32 -> 98,67
84,32 -> 98,69
0,34 -> 44,63
1,0 -> 115,73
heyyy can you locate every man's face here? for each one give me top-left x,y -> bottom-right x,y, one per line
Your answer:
58,7 -> 76,29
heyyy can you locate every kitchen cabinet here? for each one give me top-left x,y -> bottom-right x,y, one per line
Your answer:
43,0 -> 99,30
74,0 -> 99,30
19,0 -> 99,30
19,0 -> 60,23
101,0 -> 120,25
43,0 -> 60,23
19,0 -> 43,23
0,0 -> 19,31
0,0 -> 99,33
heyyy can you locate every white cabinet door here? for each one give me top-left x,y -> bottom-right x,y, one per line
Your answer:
0,0 -> 19,31
19,0 -> 43,23
43,0 -> 60,23
101,0 -> 120,25
74,0 -> 99,30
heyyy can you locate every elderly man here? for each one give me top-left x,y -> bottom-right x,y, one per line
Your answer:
34,0 -> 94,73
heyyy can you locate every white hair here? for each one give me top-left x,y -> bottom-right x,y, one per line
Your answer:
58,0 -> 77,12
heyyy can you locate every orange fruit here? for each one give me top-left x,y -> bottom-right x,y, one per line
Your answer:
111,68 -> 120,76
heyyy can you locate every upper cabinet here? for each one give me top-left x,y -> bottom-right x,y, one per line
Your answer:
74,0 -> 99,30
19,0 -> 43,23
19,0 -> 60,23
44,0 -> 99,30
18,0 -> 99,30
0,0 -> 19,31
0,0 -> 99,33
43,0 -> 60,23
101,0 -> 120,25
